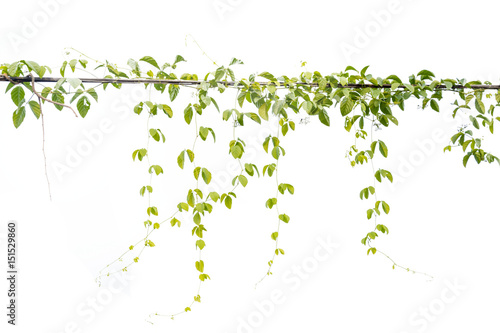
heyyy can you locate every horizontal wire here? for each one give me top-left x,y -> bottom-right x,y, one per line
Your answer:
1,76 -> 500,90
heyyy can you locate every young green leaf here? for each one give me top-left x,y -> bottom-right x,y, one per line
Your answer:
139,56 -> 160,69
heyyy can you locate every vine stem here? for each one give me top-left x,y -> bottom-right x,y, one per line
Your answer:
256,116 -> 283,288
184,34 -> 220,67
376,249 -> 434,280
369,116 -> 379,229
365,116 -> 433,280
26,73 -> 78,117
96,209 -> 181,282
28,73 -> 52,201
153,99 -> 203,321
144,114 -> 153,238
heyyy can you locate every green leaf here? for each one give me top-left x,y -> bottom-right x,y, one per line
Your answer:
177,202 -> 189,212
318,109 -> 330,126
201,168 -> 212,184
302,101 -> 313,114
28,100 -> 41,119
209,192 -> 220,202
24,60 -> 41,75
13,106 -> 26,128
271,232 -> 279,240
271,146 -> 280,160
187,190 -> 195,207
193,213 -> 201,225
382,201 -> 390,214
475,99 -> 485,114
378,140 -> 388,157
186,149 -> 195,162
470,116 -> 479,129
139,56 -> 160,70
196,240 -> 205,250
230,145 -> 243,159
229,58 -> 244,66
258,103 -> 269,121
380,102 -> 392,115
430,99 -> 439,112
386,114 -> 399,125
376,224 -> 389,234
169,84 -> 180,101
11,86 -> 25,106
245,112 -> 261,124
214,66 -> 225,81
77,96 -> 91,118
184,104 -> 193,124
149,128 -> 160,141
147,206 -> 158,216
463,153 -> 472,167
224,196 -> 232,209
87,88 -> 99,102
160,104 -> 173,117
199,274 -> 210,281
172,55 -> 186,66
170,217 -> 181,227
134,102 -> 143,115
69,59 -> 77,72
381,169 -> 393,183
195,260 -> 205,272
279,214 -> 290,223
238,175 -> 248,187
259,72 -> 275,81
149,165 -> 163,176
417,70 -> 435,78
194,167 -> 201,180
177,150 -> 185,169
340,97 -> 354,116
60,61 -> 67,76
265,198 -> 277,209
70,89 -> 83,104
199,126 -> 209,140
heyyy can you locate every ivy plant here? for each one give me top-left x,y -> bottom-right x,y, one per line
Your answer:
1,51 -> 499,320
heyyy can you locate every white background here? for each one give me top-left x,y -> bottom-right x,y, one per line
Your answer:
1,0 -> 499,332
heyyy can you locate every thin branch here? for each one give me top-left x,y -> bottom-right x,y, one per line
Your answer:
1,73 -> 18,84
185,34 -> 220,67
26,74 -> 78,117
376,249 -> 434,281
28,74 -> 52,201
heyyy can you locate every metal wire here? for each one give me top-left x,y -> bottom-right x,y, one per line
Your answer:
1,75 -> 500,90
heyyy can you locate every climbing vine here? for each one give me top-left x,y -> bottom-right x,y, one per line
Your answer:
1,50 -> 499,320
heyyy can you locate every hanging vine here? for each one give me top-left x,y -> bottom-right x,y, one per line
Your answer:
1,51 -> 499,320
